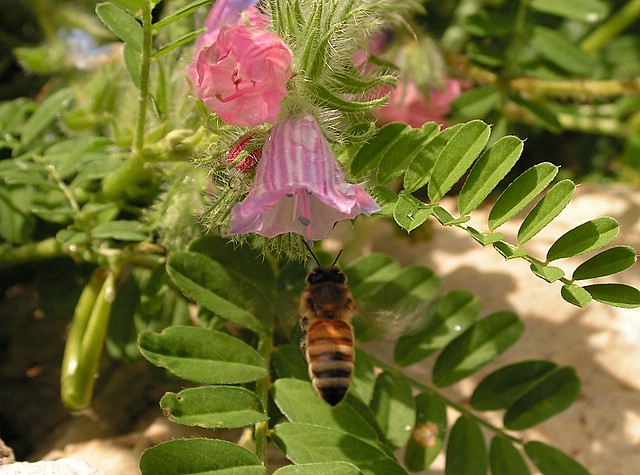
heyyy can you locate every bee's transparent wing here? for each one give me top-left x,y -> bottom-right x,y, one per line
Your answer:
345,255 -> 441,342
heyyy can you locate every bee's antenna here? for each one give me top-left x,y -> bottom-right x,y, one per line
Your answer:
331,249 -> 344,267
302,238 -> 322,267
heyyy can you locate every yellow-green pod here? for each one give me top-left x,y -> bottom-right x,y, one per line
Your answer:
60,269 -> 117,411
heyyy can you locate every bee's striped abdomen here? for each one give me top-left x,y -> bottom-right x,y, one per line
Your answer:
305,319 -> 354,405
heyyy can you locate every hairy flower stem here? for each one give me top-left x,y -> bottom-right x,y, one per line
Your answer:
581,0 -> 640,53
135,1 -> 153,154
365,352 -> 524,445
255,335 -> 273,461
101,1 -> 154,201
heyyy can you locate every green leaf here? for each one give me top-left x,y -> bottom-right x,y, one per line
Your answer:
467,227 -> 504,246
583,283 -> 640,308
138,326 -> 266,384
470,360 -> 558,410
96,2 -> 142,50
345,254 -> 401,300
530,0 -> 608,23
451,86 -> 501,120
561,283 -> 593,308
274,463 -> 362,475
433,312 -> 524,387
21,88 -> 73,145
511,95 -> 562,133
394,290 -> 480,367
490,437 -> 531,475
370,372 -> 416,449
546,217 -> 620,261
531,26 -> 592,75
271,423 -> 407,475
92,220 -> 148,241
311,84 -> 389,113
504,367 -> 581,430
123,41 -> 142,87
432,205 -> 470,226
529,262 -> 565,283
369,185 -> 397,217
377,123 -> 440,184
140,438 -> 264,475
272,379 -> 379,441
166,251 -> 267,335
0,188 -> 36,244
153,30 -> 205,59
493,241 -> 529,260
152,0 -> 211,29
524,441 -> 590,475
445,416 -> 488,475
272,344 -> 309,381
350,122 -> 409,178
458,135 -> 523,215
428,120 -> 491,202
572,246 -> 637,280
393,192 -> 433,233
404,124 -> 463,193
517,179 -> 576,244
44,136 -> 112,179
189,235 -> 276,302
489,163 -> 559,231
350,349 -> 377,404
160,386 -> 267,429
467,42 -> 505,68
0,97 -> 32,133
332,71 -> 397,95
404,393 -> 447,472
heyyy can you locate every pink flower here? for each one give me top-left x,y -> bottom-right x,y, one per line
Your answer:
228,114 -> 380,240
376,79 -> 469,128
192,25 -> 292,127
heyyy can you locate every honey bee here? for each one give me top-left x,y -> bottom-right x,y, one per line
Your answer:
299,248 -> 355,406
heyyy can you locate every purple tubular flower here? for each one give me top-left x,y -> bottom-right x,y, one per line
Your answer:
195,0 -> 259,50
228,114 -> 380,240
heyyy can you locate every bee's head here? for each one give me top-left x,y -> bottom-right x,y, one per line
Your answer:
307,266 -> 346,285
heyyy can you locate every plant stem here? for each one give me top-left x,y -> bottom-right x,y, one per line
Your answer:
581,0 -> 640,52
450,55 -> 640,99
135,1 -> 153,154
0,238 -> 65,267
100,1 -> 154,202
255,335 -> 273,462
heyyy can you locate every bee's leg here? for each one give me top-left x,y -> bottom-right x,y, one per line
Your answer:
300,339 -> 308,363
300,315 -> 309,332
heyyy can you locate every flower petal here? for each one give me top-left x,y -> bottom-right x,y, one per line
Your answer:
192,25 -> 292,127
228,114 -> 380,239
